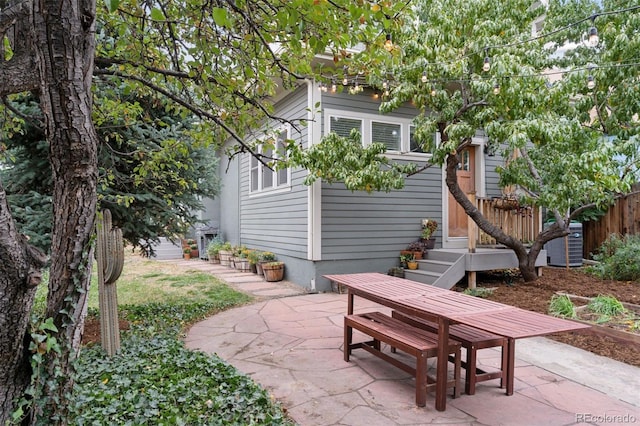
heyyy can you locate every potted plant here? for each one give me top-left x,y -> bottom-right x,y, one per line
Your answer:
218,241 -> 233,266
406,241 -> 424,259
234,246 -> 250,271
262,261 -> 285,282
420,219 -> 438,249
207,237 -> 224,263
190,242 -> 199,259
257,251 -> 276,276
183,247 -> 191,260
247,250 -> 261,273
399,253 -> 414,268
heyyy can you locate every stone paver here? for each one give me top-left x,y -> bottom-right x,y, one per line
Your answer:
168,259 -> 640,425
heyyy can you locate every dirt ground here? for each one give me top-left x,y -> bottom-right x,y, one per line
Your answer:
463,266 -> 640,367
83,265 -> 640,367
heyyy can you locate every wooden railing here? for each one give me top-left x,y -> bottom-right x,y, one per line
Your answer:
468,195 -> 542,249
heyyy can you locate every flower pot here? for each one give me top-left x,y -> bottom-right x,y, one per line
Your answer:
183,253 -> 191,260
218,250 -> 232,267
250,263 -> 257,273
235,258 -> 250,272
421,238 -> 436,250
262,262 -> 284,282
407,261 -> 419,270
256,262 -> 265,276
208,254 -> 220,264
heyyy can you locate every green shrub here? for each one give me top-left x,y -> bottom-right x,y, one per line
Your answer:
71,332 -> 292,425
587,234 -> 640,281
587,295 -> 626,322
548,294 -> 576,318
70,301 -> 292,425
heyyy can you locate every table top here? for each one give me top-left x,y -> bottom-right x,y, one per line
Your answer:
325,272 -> 590,339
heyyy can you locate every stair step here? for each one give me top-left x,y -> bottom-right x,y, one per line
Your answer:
416,259 -> 452,273
404,269 -> 441,285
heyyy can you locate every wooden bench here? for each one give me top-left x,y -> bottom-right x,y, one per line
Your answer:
391,310 -> 508,395
344,311 -> 461,407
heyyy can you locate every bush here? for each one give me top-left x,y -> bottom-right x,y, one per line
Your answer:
548,294 -> 576,319
71,332 -> 292,425
70,301 -> 293,425
587,234 -> 640,281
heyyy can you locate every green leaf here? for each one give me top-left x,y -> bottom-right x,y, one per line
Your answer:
104,0 -> 120,12
212,8 -> 229,27
150,8 -> 164,21
40,317 -> 58,333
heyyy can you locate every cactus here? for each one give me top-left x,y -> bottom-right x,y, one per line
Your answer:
96,209 -> 124,356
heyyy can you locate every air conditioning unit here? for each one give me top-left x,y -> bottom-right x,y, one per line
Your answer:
544,222 -> 583,267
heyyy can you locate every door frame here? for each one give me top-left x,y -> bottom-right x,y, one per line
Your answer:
441,136 -> 488,248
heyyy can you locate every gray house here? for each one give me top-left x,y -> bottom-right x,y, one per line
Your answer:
203,80 -> 543,292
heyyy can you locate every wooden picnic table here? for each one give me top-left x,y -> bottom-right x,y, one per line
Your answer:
324,272 -> 590,411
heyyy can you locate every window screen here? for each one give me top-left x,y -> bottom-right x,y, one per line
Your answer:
372,121 -> 401,151
409,126 -> 425,153
330,116 -> 362,142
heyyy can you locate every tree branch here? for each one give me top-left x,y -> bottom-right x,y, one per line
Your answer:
0,51 -> 38,96
2,96 -> 44,130
94,69 -> 276,169
94,56 -> 302,130
454,99 -> 488,119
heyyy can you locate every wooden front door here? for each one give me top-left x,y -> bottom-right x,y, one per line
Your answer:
448,147 -> 475,238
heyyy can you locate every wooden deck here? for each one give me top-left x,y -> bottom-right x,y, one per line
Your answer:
404,247 -> 547,289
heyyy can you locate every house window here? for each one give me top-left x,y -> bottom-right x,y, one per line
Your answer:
409,125 -> 426,153
325,109 -> 429,157
250,127 -> 290,193
329,116 -> 362,142
372,121 -> 401,151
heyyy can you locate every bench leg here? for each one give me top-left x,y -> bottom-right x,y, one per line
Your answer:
416,352 -> 427,407
453,346 -> 461,398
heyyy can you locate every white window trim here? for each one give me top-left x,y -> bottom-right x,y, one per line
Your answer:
324,108 -> 431,161
248,125 -> 292,197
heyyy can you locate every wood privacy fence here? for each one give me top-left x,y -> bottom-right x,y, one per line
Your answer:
582,184 -> 640,259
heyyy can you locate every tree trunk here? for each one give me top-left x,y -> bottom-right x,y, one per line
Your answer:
439,130 -> 539,282
0,0 -> 98,423
31,0 -> 99,422
0,183 -> 47,422
441,132 -> 570,283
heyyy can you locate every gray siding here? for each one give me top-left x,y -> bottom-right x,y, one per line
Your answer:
238,85 -> 310,259
314,90 -> 444,290
218,148 -> 241,244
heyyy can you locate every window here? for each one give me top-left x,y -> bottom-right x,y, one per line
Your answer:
250,127 -> 290,193
329,116 -> 362,141
325,109 -> 429,156
409,125 -> 425,153
372,121 -> 401,151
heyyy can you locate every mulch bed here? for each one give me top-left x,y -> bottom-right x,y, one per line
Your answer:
463,266 -> 640,367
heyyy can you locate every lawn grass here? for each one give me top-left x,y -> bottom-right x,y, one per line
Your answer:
32,252 -> 294,425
